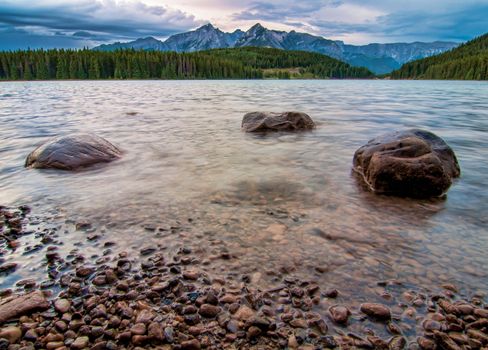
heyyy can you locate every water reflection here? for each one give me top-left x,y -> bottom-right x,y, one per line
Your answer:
352,171 -> 447,223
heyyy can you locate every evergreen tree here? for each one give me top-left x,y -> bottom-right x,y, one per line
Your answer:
0,46 -> 375,81
391,33 -> 488,80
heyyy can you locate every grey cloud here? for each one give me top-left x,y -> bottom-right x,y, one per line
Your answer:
233,0 -> 487,43
234,0 -> 336,21
375,3 -> 488,42
0,0 -> 203,50
72,31 -> 96,38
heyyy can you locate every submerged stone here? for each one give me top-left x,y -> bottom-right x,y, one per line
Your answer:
242,112 -> 315,132
25,133 -> 122,170
353,129 -> 460,197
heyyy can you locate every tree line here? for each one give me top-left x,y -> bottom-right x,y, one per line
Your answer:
0,49 -> 262,80
390,33 -> 488,80
0,47 -> 374,81
201,47 -> 374,79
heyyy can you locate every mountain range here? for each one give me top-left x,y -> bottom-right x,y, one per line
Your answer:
93,23 -> 459,74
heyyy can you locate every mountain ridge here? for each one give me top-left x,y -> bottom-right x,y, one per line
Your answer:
93,23 -> 459,74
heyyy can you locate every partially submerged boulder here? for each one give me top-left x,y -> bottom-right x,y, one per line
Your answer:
353,129 -> 460,197
242,112 -> 315,132
25,133 -> 122,170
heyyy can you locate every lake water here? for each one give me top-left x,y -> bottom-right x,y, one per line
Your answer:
1,80 -> 487,308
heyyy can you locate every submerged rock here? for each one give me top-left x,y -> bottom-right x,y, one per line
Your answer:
328,305 -> 350,324
242,112 -> 315,132
25,133 -> 122,170
353,129 -> 460,197
360,303 -> 391,321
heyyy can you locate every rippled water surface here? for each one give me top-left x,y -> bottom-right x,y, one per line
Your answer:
1,80 -> 487,304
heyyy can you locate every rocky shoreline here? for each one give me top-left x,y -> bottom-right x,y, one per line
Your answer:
1,206 -> 487,350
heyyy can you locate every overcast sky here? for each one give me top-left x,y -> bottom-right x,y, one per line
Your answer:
0,0 -> 487,50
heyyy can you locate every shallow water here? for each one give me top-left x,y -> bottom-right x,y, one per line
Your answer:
1,80 -> 487,306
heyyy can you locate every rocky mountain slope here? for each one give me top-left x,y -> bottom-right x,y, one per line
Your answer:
93,23 -> 459,74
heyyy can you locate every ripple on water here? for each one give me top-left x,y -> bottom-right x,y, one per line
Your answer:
0,80 -> 487,300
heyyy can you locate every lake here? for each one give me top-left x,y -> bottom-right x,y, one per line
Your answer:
1,80 -> 487,316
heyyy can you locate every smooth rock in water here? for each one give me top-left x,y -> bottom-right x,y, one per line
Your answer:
389,336 -> 406,350
0,263 -> 17,274
0,291 -> 49,323
328,305 -> 350,324
242,112 -> 315,132
25,133 -> 122,170
353,129 -> 460,197
360,303 -> 391,321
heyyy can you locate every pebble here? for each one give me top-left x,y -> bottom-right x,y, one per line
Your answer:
140,247 -> 156,256
71,336 -> 89,349
442,284 -> 458,293
2,211 -> 487,350
183,270 -> 200,280
135,309 -> 154,324
92,276 -> 106,286
199,304 -> 221,318
130,323 -> 146,335
328,305 -> 350,324
0,326 -> 21,343
288,334 -> 299,349
181,339 -> 201,350
360,303 -> 391,320
290,318 -> 307,328
324,289 -> 339,298
422,319 -> 441,331
46,341 -> 64,349
247,326 -> 261,338
219,294 -> 238,304
164,326 -> 174,343
54,299 -> 71,313
148,322 -> 164,341
474,308 -> 488,318
389,336 -> 406,350
0,338 -> 9,350
23,329 -> 38,341
0,263 -> 17,274
234,305 -> 255,321
75,266 -> 95,278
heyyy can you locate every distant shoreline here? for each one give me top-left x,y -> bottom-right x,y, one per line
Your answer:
2,78 -> 488,82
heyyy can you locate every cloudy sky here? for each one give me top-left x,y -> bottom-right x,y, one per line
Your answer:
0,0 -> 487,50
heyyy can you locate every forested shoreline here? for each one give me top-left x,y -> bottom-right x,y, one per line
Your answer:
0,47 -> 373,81
2,33 -> 488,81
390,33 -> 488,80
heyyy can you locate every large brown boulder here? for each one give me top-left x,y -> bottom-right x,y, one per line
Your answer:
25,133 -> 122,170
242,112 -> 315,132
353,129 -> 460,197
